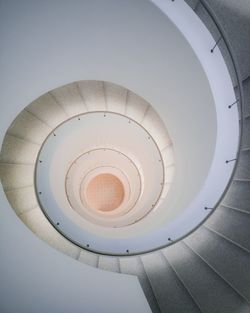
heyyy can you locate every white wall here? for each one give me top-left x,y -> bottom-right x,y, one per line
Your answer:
0,0 -> 232,310
0,1 -> 158,312
0,0 -> 217,234
0,186 -> 151,313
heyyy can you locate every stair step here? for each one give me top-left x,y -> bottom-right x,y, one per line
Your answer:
119,256 -> 161,313
234,150 -> 250,180
233,85 -> 242,119
78,250 -> 99,268
242,116 -> 250,149
125,91 -> 149,124
104,81 -> 127,115
221,204 -> 250,215
184,0 -> 199,10
164,242 -> 250,313
27,93 -> 68,128
0,164 -> 34,190
142,106 -> 171,150
195,2 -> 237,87
77,81 -> 106,111
141,251 -> 201,313
205,205 -> 250,251
7,110 -> 51,145
223,180 -> 250,213
201,0 -> 250,81
242,76 -> 250,118
0,135 -> 39,164
184,226 -> 250,301
98,255 -> 120,273
161,145 -> 174,167
19,207 -> 80,259
204,224 -> 250,253
6,186 -> 38,215
50,82 -> 88,117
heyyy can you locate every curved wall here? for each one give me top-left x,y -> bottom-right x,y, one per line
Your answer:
0,0 -> 218,234
0,0 -> 239,311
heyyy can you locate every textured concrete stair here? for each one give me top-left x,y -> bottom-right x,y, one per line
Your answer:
141,251 -> 201,313
242,76 -> 250,118
203,0 -> 250,81
19,207 -> 80,259
205,205 -> 250,252
0,164 -> 34,190
5,186 -> 38,215
98,255 -> 120,273
125,91 -> 150,124
0,80 -> 173,279
50,82 -> 88,116
104,81 -> 127,115
223,180 -> 250,213
185,0 -> 199,10
193,1 -> 237,87
242,116 -> 250,149
77,81 -> 106,111
235,149 -> 250,180
27,93 -> 68,128
0,135 -> 39,164
78,249 -> 99,268
163,243 -> 250,313
7,110 -> 51,145
185,226 -> 250,301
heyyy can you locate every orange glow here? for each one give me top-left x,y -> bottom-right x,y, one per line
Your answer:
85,173 -> 125,212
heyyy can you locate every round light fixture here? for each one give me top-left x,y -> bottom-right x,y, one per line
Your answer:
84,173 -> 125,212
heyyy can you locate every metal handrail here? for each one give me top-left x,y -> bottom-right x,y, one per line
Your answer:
37,0 -> 245,257
155,0 -> 245,253
189,0 -> 244,208
118,0 -> 245,256
2,0 -> 244,258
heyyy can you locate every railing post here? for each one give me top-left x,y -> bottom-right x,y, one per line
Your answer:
211,36 -> 222,53
225,158 -> 237,164
228,99 -> 239,109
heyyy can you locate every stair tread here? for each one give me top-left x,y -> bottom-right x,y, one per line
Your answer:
163,242 -> 250,313
234,149 -> 250,180
8,110 -> 51,145
223,180 -> 250,213
185,227 -> 250,301
202,0 -> 250,81
185,0 -> 199,10
6,185 -> 38,215
98,255 -> 120,273
125,91 -> 149,124
195,2 -> 237,87
77,81 -> 106,111
51,82 -> 88,117
104,81 -> 127,115
20,207 -> 80,259
27,93 -> 68,128
141,251 -> 201,313
205,205 -> 250,251
0,134 -> 39,164
242,116 -> 250,149
0,163 -> 34,190
78,250 -> 99,268
242,77 -> 250,118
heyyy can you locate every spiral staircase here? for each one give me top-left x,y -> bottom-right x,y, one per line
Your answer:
0,1 -> 250,313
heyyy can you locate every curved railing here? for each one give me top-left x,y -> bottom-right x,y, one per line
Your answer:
187,0 -> 244,195
0,1 -> 244,258
163,0 -> 244,242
